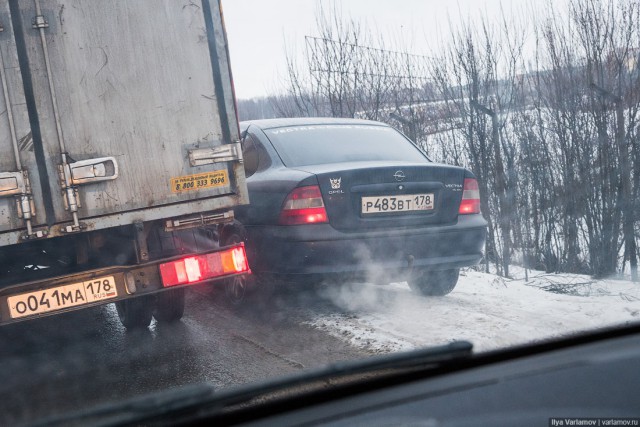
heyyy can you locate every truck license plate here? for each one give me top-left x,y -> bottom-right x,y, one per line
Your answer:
361,194 -> 434,214
7,276 -> 118,319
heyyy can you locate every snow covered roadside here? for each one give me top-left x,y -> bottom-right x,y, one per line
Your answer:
306,268 -> 640,353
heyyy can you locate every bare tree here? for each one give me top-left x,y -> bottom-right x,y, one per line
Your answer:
272,0 -> 639,281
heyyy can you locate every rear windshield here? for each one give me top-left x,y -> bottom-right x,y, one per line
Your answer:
262,124 -> 428,167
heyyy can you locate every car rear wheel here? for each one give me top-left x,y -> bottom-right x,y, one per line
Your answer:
154,288 -> 185,323
221,230 -> 253,306
225,274 -> 251,306
408,268 -> 459,296
115,295 -> 154,329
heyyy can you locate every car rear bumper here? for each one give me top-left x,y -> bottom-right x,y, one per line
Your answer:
245,214 -> 487,281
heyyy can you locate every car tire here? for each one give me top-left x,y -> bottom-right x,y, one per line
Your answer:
115,296 -> 154,329
224,273 -> 251,306
154,288 -> 185,323
220,230 -> 254,306
408,268 -> 459,296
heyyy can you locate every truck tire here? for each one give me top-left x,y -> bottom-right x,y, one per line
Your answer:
408,268 -> 459,296
154,288 -> 185,323
115,296 -> 154,329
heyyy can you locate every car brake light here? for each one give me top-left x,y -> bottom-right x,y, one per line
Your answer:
279,185 -> 329,225
458,178 -> 481,214
159,243 -> 250,287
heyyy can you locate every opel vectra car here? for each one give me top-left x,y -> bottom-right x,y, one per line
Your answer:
234,118 -> 487,296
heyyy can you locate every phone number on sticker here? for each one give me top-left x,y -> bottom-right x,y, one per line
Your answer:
171,171 -> 228,193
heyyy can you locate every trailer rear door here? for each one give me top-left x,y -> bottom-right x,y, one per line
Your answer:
0,0 -> 247,245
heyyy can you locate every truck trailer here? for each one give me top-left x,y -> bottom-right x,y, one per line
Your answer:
0,0 -> 250,328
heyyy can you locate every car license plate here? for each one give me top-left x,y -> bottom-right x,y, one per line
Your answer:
361,194 -> 434,214
7,276 -> 118,319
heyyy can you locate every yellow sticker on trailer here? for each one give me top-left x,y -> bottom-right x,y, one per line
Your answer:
171,170 -> 228,193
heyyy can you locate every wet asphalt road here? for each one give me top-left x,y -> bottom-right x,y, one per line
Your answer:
0,283 -> 371,426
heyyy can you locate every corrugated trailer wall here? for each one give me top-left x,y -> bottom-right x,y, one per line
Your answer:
0,0 -> 247,247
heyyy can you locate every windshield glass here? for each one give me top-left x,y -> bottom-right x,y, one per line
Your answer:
263,124 -> 428,166
1,0 -> 638,425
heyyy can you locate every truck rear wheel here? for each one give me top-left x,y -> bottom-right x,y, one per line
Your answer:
154,288 -> 185,323
408,268 -> 459,296
115,296 -> 154,329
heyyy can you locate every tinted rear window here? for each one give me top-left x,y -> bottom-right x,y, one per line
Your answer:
262,124 -> 428,167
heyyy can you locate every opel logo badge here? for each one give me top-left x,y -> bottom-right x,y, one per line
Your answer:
393,170 -> 406,182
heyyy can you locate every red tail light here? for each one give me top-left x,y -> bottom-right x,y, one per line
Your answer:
279,185 -> 329,225
159,243 -> 250,287
458,178 -> 481,214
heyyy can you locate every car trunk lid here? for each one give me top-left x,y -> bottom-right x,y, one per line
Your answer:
292,161 -> 466,231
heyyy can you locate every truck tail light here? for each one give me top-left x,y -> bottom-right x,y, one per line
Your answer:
279,185 -> 328,225
458,178 -> 481,214
159,243 -> 250,287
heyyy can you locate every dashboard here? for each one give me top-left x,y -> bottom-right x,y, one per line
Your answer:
239,331 -> 640,427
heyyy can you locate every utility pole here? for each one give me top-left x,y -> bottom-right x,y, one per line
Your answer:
590,83 -> 637,282
471,99 -> 511,278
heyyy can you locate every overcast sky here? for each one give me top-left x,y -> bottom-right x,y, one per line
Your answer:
221,0 -> 541,99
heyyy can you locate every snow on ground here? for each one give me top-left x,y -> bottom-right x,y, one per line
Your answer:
306,267 -> 640,354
